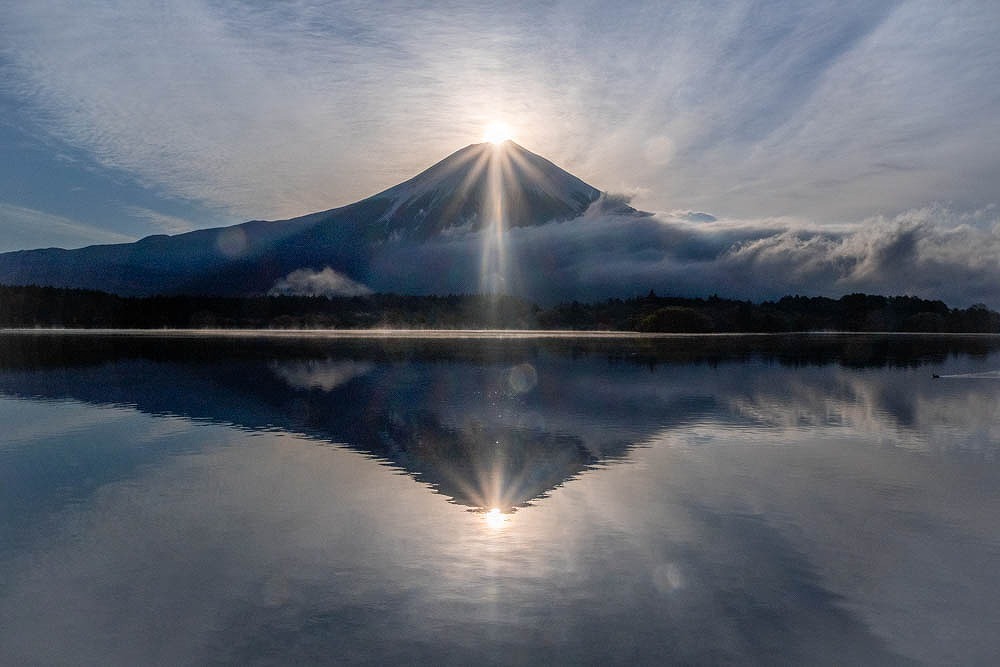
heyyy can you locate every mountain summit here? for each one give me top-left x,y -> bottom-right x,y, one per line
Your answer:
0,142 -> 621,297
368,141 -> 601,239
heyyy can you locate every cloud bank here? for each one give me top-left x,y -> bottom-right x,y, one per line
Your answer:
367,204 -> 1000,307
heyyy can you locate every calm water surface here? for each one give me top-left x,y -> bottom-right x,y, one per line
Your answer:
1,332 -> 999,665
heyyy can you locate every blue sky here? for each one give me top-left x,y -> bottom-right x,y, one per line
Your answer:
2,0 -> 999,253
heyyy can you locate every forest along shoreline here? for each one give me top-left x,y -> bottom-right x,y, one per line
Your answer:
1,284 -> 999,333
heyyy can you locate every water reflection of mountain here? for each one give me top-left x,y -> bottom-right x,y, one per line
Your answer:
1,334 -> 639,512
2,332 -> 999,511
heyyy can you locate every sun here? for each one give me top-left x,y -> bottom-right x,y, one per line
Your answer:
484,507 -> 507,529
482,122 -> 514,145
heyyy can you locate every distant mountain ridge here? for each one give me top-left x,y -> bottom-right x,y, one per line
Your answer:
0,141 -> 617,297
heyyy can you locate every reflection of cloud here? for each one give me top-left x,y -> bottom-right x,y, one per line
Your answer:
269,267 -> 372,297
2,342 -> 1000,663
642,422 -> 1000,664
724,370 -> 1000,456
3,398 -> 982,664
0,398 -> 132,448
0,426 -> 448,665
270,359 -> 372,392
368,205 -> 1000,307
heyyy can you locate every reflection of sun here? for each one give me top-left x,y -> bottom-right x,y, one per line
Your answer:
484,507 -> 506,529
482,122 -> 514,145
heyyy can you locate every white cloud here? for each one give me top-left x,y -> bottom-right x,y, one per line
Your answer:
364,205 -> 1000,307
2,1 -> 999,227
269,266 -> 372,297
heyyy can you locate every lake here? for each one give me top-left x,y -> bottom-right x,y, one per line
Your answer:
1,332 -> 998,665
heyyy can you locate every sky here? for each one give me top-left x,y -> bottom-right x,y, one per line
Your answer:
2,1 -> 1000,303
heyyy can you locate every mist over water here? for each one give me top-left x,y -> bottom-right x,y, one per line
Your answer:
1,333 -> 998,665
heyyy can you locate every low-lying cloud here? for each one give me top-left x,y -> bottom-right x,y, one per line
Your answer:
269,267 -> 372,298
366,204 -> 1000,307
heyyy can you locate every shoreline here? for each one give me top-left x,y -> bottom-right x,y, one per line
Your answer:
2,328 -> 999,339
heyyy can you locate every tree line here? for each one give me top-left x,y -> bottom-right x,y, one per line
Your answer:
541,291 -> 1000,333
1,284 -> 998,333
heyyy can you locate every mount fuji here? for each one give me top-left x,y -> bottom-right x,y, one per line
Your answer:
0,141 -> 638,299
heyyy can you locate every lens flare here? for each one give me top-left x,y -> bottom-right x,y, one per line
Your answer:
479,146 -> 509,299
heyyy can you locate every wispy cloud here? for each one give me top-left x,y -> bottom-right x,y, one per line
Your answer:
3,1 -> 999,225
0,203 -> 134,252
123,206 -> 197,235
